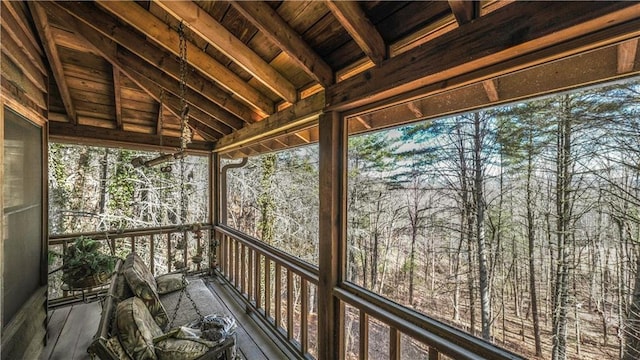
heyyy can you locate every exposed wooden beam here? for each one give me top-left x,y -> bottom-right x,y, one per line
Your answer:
43,3 -> 222,141
156,0 -> 298,103
51,3 -> 263,124
325,1 -> 386,66
230,1 -> 334,88
112,67 -> 123,130
482,79 -> 499,102
617,38 -> 638,74
448,0 -> 480,26
156,102 -> 164,135
49,122 -> 213,152
93,0 -> 274,115
326,1 -> 640,112
115,47 -> 245,130
216,92 -> 324,153
28,2 -> 77,124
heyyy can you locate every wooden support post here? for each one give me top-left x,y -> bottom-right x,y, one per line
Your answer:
359,312 -> 369,360
390,327 -> 401,360
318,111 -> 346,360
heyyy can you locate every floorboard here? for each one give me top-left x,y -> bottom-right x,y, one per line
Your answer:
41,275 -> 297,360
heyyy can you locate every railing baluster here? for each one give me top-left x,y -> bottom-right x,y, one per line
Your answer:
240,243 -> 246,295
150,235 -> 155,275
183,230 -> 188,271
390,327 -> 400,360
429,347 -> 440,360
275,263 -> 282,329
248,249 -> 254,301
265,258 -> 271,319
233,240 -> 240,288
301,278 -> 309,354
360,311 -> 369,360
167,233 -> 172,273
130,235 -> 135,254
287,269 -> 294,340
255,252 -> 261,310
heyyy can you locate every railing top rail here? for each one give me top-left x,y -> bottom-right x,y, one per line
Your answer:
214,225 -> 319,284
336,284 -> 525,360
49,223 -> 212,244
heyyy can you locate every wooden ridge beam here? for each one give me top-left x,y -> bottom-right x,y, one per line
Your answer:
49,121 -> 213,152
230,1 -> 334,88
28,2 -> 77,124
42,3 -> 222,141
326,1 -> 640,112
156,0 -> 297,103
326,1 -> 386,66
215,92 -> 325,153
92,0 -> 274,115
617,38 -> 638,74
448,0 -> 480,26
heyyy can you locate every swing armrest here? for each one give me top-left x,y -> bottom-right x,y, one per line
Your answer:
89,260 -> 124,360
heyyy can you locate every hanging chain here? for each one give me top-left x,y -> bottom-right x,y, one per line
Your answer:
178,21 -> 192,150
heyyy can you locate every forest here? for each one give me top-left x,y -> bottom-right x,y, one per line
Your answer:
48,78 -> 640,360
225,79 -> 640,360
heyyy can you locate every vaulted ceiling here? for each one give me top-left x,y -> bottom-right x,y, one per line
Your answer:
4,1 -> 640,157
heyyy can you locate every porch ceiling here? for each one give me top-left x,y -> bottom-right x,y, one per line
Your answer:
9,1 -> 640,156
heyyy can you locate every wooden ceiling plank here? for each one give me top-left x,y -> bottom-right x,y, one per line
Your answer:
155,0 -> 298,103
617,38 -> 638,74
43,3 -> 222,142
216,91 -> 324,152
51,1 -> 265,122
1,2 -> 47,75
326,1 -> 640,112
230,1 -> 334,88
482,79 -> 499,102
93,0 -> 274,115
113,67 -> 123,130
448,0 -> 480,26
115,48 -> 245,130
325,1 -> 386,66
28,2 -> 77,124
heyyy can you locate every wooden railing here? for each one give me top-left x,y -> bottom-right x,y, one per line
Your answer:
214,225 -> 525,360
215,225 -> 319,359
48,223 -> 212,307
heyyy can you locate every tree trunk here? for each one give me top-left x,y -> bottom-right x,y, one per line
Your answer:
526,136 -> 543,356
473,112 -> 491,340
552,98 -> 573,360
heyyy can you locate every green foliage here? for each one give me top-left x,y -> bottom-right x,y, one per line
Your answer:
61,237 -> 116,284
258,154 -> 277,244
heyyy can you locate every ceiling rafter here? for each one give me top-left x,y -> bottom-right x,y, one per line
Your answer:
156,0 -> 298,104
617,38 -> 638,74
448,0 -> 480,26
216,91 -> 324,153
112,67 -> 123,130
482,79 -> 499,102
230,0 -> 334,88
325,1 -> 386,66
42,3 -> 223,141
94,0 -> 275,116
115,48 -> 245,130
326,1 -> 640,111
28,2 -> 77,124
53,1 -> 263,124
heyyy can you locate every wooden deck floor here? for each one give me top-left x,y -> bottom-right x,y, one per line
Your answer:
41,275 -> 295,360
